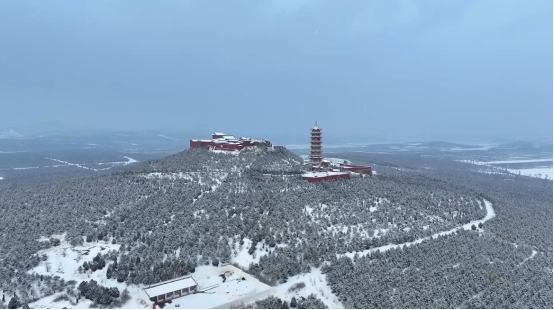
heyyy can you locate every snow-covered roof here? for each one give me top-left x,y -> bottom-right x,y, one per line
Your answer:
222,135 -> 235,140
302,171 -> 349,178
144,277 -> 198,298
213,132 -> 225,136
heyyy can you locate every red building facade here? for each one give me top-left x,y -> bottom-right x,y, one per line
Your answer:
190,133 -> 272,151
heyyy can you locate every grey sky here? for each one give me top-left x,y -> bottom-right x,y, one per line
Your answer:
0,0 -> 551,142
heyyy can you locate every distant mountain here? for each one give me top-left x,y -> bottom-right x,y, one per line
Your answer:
417,141 -> 484,149
0,129 -> 25,139
496,141 -> 553,152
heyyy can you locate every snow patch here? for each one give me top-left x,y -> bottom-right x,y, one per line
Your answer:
271,267 -> 343,309
97,156 -> 139,166
506,167 -> 552,180
13,166 -> 40,170
46,157 -> 103,172
487,158 -> 552,164
114,141 -> 138,146
158,134 -> 181,141
518,250 -> 538,267
232,239 -> 268,269
27,236 -> 149,309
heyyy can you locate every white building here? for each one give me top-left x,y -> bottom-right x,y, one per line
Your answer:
144,276 -> 199,303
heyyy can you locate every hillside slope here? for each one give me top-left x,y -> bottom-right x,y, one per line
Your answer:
0,148 -> 551,308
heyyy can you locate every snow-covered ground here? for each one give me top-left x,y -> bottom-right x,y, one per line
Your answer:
271,267 -> 343,309
143,172 -> 195,180
163,265 -> 273,309
232,238 -> 287,269
28,234 -> 148,309
211,149 -> 241,156
506,167 -> 552,180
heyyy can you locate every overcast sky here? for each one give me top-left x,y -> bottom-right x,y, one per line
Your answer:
0,0 -> 551,142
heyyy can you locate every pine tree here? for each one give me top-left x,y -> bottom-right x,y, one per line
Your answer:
7,297 -> 19,309
290,297 -> 297,308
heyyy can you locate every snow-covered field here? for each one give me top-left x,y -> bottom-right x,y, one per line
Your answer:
460,158 -> 553,180
506,167 -> 552,180
486,158 -> 553,164
446,145 -> 497,151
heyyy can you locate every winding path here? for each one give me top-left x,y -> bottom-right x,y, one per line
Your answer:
339,200 -> 496,259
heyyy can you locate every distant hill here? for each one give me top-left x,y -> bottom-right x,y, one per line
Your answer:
495,141 -> 553,152
0,129 -> 25,139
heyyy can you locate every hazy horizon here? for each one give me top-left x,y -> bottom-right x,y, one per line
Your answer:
1,0 -> 552,143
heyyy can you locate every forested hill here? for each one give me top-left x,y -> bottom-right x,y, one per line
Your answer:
0,148 -> 551,308
121,147 -> 302,174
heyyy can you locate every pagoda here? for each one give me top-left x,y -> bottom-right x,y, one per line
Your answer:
309,121 -> 323,164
